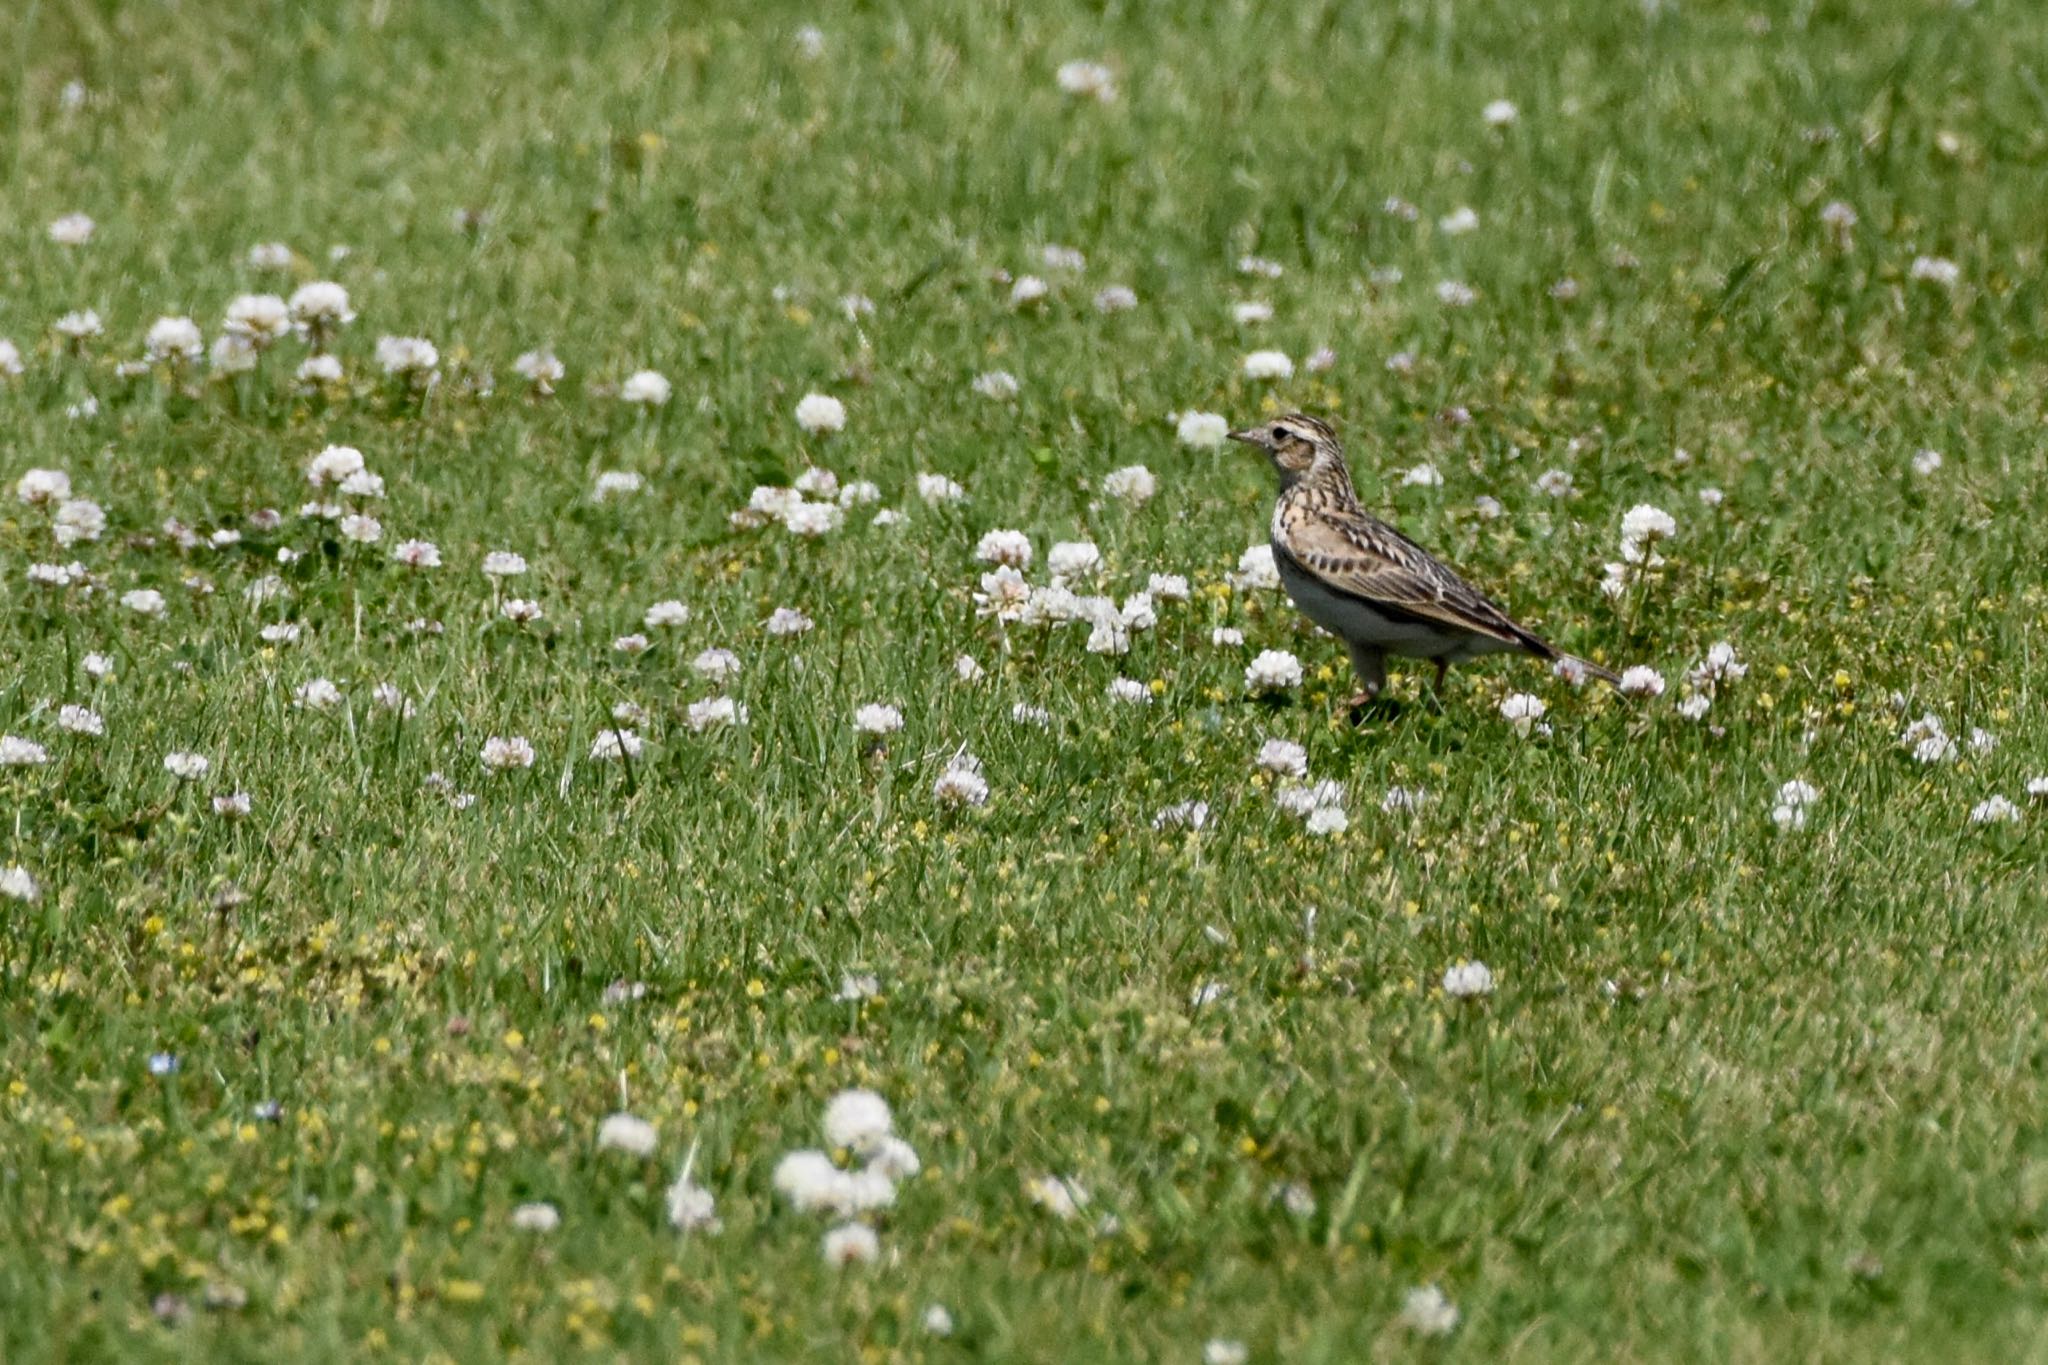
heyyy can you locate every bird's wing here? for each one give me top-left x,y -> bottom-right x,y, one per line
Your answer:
1276,502 -> 1550,652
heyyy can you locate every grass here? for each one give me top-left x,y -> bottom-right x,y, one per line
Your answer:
4,0 -> 2048,1359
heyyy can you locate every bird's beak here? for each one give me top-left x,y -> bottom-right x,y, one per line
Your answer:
1227,428 -> 1259,446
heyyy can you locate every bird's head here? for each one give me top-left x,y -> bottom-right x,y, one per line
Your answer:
1228,413 -> 1341,480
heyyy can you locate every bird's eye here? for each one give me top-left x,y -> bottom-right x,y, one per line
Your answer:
1271,427 -> 1294,442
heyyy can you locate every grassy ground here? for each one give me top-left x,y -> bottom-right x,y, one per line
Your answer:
4,0 -> 2048,1359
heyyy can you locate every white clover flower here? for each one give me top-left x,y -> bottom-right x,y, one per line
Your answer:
783,501 -> 843,536
1618,666 -> 1665,697
1093,284 -> 1138,313
821,1222 -> 880,1267
1400,463 -> 1444,488
1500,692 -> 1547,736
1385,349 -> 1417,375
306,445 -> 367,488
1305,806 -> 1348,836
1245,649 -> 1303,694
1010,275 -> 1049,307
1232,300 -> 1274,325
1146,573 -> 1190,602
339,470 -> 383,499
691,648 -> 741,684
144,316 -> 204,365
1912,448 -> 1943,476
54,309 -> 103,341
793,23 -> 826,57
1040,243 -> 1086,272
589,729 -> 643,761
2027,777 -> 2048,800
338,514 -> 381,544
480,550 -> 528,579
1400,1285 -> 1460,1337
82,652 -> 113,679
510,1203 -> 560,1233
1435,280 -> 1478,307
1677,694 -> 1711,721
923,1305 -> 956,1337
1619,503 -> 1677,562
953,654 -> 984,683
1306,346 -> 1338,372
391,539 -> 441,569
480,736 -> 536,771
0,338 -> 20,377
643,600 -> 689,629
685,697 -> 747,731
823,1088 -> 894,1152
1025,1175 -> 1089,1219
1175,411 -> 1229,449
27,563 -> 84,588
509,351 -> 564,399
1047,540 -> 1103,580
296,355 -> 344,387
793,467 -> 839,499
1055,60 -> 1117,102
1970,795 -> 2020,825
1909,255 -> 1960,287
53,499 -> 105,546
0,866 -> 40,902
56,704 -> 103,737
1690,641 -> 1748,686
916,472 -> 967,504
593,470 -> 644,501
371,684 -> 413,716
1256,738 -> 1309,778
209,334 -> 258,373
596,1112 -> 658,1157
0,736 -> 52,766
247,241 -> 294,270
293,678 -> 343,710
375,335 -> 439,376
259,623 -> 301,645
1106,678 -> 1151,705
1535,469 -> 1575,498
49,213 -> 95,245
933,753 -> 989,807
666,1173 -> 719,1232
288,281 -> 354,333
211,791 -> 253,818
971,370 -> 1020,401
1438,206 -> 1480,236
163,751 -> 210,781
614,368 -> 669,405
499,598 -> 543,624
1011,702 -> 1053,728
795,392 -> 847,434
854,704 -> 904,736
765,606 -> 814,636
121,588 -> 168,618
1238,254 -> 1284,279
17,469 -> 72,505
1442,961 -> 1495,999
975,529 -> 1033,569
612,633 -> 651,656
1230,543 -> 1280,591
1483,98 -> 1519,127
223,294 -> 292,347
773,1150 -> 850,1212
1242,349 -> 1293,380
836,479 -> 880,506
1101,465 -> 1157,506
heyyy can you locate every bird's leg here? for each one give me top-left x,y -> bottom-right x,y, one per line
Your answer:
1432,658 -> 1448,693
1344,642 -> 1395,721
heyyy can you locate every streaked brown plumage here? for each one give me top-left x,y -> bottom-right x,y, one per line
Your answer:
1230,413 -> 1618,705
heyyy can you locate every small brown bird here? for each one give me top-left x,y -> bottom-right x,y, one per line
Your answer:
1232,413 -> 1617,707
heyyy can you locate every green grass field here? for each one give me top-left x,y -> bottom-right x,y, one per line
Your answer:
5,0 -> 2048,1359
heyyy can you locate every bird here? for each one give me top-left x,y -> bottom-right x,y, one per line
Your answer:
1230,413 -> 1618,709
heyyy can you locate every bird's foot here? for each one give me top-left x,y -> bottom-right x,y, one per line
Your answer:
1344,692 -> 1402,725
